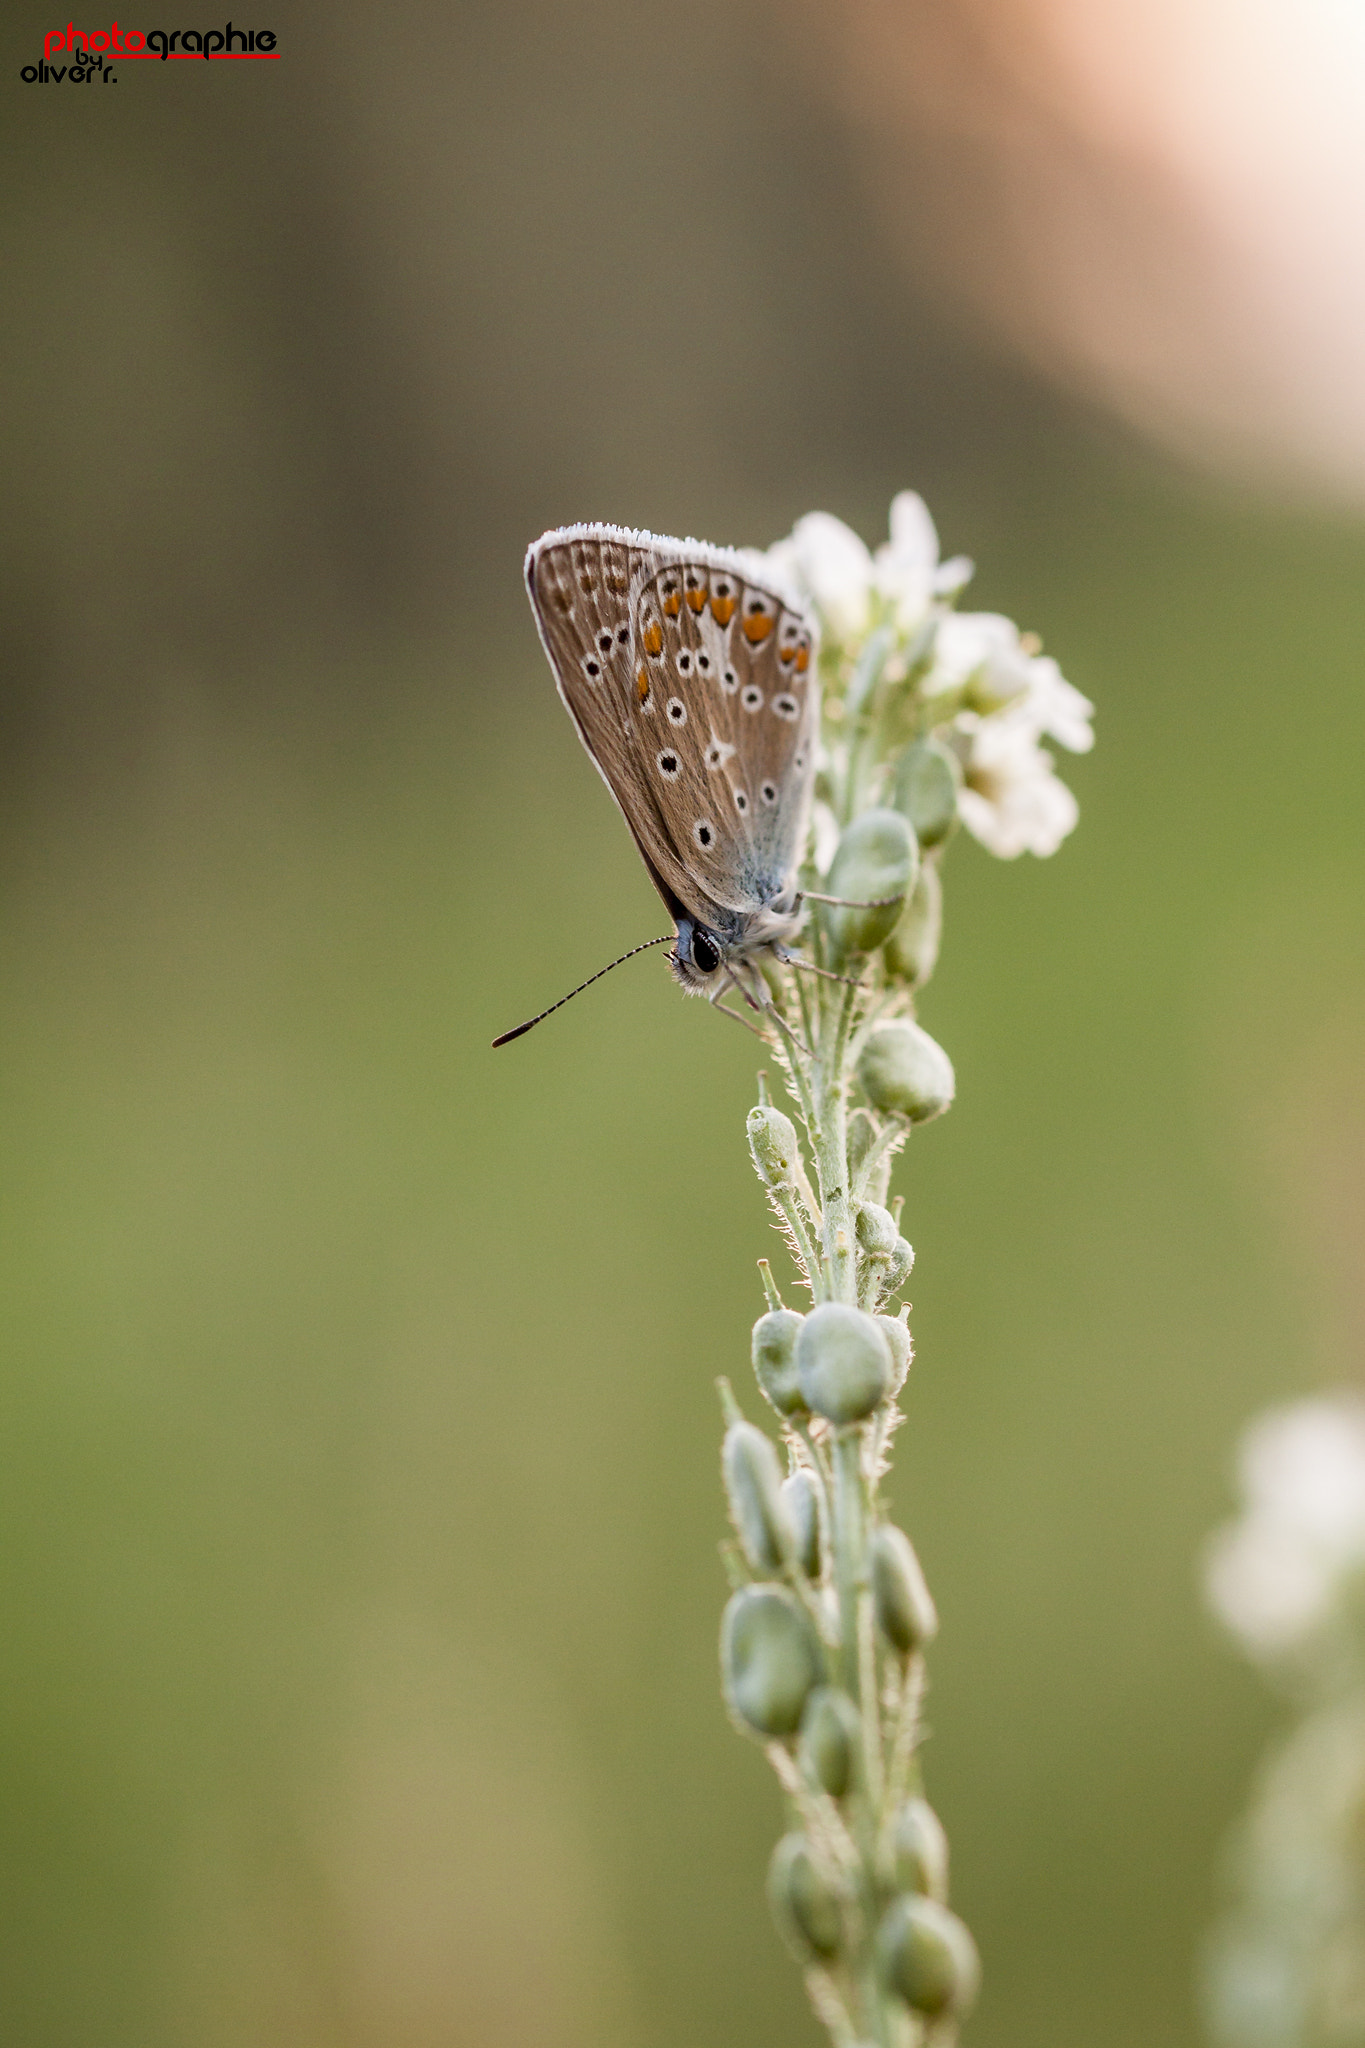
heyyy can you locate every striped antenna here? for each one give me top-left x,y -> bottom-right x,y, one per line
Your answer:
492,934 -> 674,1047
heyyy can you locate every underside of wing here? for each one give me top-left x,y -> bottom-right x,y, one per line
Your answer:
525,524 -> 819,940
634,553 -> 818,918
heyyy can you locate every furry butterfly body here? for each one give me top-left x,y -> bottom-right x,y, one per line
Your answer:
524,523 -> 820,999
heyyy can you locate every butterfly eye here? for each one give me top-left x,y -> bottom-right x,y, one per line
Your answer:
692,929 -> 721,973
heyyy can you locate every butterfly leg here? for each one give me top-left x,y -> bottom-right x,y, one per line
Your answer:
778,949 -> 866,990
709,980 -> 774,1045
798,889 -> 907,910
737,960 -> 814,1060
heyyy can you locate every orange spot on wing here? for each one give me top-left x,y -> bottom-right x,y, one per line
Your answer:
686,587 -> 706,613
643,621 -> 663,656
663,591 -> 682,617
636,667 -> 650,702
710,594 -> 736,625
742,611 -> 774,644
794,644 -> 810,673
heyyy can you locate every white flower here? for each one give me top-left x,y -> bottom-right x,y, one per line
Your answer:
931,613 -> 1095,754
1023,654 -> 1095,755
763,512 -> 874,643
873,491 -> 973,632
954,711 -> 1080,859
1205,1397 -> 1365,1661
760,491 -> 975,644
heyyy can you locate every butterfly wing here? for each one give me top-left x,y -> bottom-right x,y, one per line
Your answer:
634,551 -> 818,924
525,524 -> 818,944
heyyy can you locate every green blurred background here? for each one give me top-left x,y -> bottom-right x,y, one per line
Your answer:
5,3 -> 1365,2045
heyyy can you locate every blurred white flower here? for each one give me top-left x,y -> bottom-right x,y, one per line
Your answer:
759,492 -> 1093,861
1205,1397 -> 1365,1661
873,490 -> 974,631
1022,653 -> 1095,756
764,512 -> 875,643
927,611 -> 1033,709
954,712 -> 1081,859
931,613 -> 1095,754
762,490 -> 974,643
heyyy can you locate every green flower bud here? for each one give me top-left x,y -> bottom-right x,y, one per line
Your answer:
822,809 -> 918,959
882,1238 -> 915,1299
856,1202 -> 899,1256
876,1895 -> 980,2018
797,1303 -> 893,1424
891,1797 -> 950,1902
892,739 -> 960,850
752,1309 -> 808,1417
747,1104 -> 799,1190
723,1421 -> 795,1575
883,862 -> 943,990
875,1313 -> 913,1396
870,1524 -> 938,1655
768,1833 -> 844,1961
799,1686 -> 861,1799
721,1586 -> 821,1737
781,1467 -> 823,1579
857,1021 -> 955,1124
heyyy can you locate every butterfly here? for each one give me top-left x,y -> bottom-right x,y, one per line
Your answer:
495,523 -> 822,1046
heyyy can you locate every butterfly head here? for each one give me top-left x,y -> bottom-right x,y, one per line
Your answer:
670,917 -> 728,993
670,893 -> 805,994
